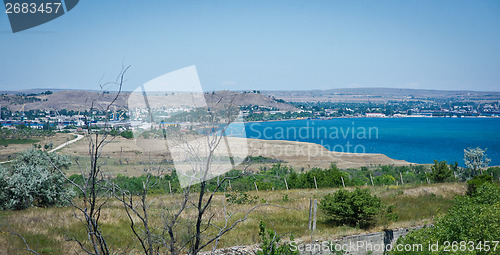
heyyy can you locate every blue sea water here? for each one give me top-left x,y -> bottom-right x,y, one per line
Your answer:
243,118 -> 500,166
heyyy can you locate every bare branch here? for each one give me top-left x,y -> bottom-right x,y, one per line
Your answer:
10,231 -> 40,255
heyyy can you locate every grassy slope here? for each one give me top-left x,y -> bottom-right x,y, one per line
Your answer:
0,182 -> 465,255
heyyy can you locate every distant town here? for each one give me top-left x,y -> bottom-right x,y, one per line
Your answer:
1,89 -> 499,130
244,99 -> 500,121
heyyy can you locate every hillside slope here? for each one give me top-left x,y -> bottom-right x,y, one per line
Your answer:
0,90 -> 297,112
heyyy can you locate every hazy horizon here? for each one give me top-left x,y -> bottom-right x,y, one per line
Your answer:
2,86 -> 500,94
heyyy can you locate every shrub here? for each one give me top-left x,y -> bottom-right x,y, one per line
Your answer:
485,166 -> 500,180
288,165 -> 348,189
225,192 -> 258,204
374,174 -> 396,185
120,130 -> 134,139
320,188 -> 382,228
466,174 -> 493,196
281,194 -> 290,202
14,148 -> 71,171
0,149 -> 73,210
391,183 -> 500,254
430,160 -> 453,183
257,221 -> 298,255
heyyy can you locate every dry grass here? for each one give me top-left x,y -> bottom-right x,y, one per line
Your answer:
0,182 -> 466,254
59,135 -> 411,177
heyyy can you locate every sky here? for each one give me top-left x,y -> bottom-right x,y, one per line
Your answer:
0,0 -> 499,92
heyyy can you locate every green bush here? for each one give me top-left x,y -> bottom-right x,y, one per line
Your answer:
485,166 -> 500,180
430,160 -> 454,183
281,194 -> 290,202
374,174 -> 396,185
287,165 -> 349,189
320,188 -> 382,228
391,183 -> 500,254
225,192 -> 258,204
120,130 -> 134,139
111,173 -> 181,195
466,174 -> 493,196
257,221 -> 298,255
0,149 -> 73,210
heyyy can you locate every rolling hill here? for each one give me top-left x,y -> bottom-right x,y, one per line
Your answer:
0,90 -> 298,112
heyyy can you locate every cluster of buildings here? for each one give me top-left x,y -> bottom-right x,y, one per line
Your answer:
0,115 -> 84,129
0,111 -> 131,130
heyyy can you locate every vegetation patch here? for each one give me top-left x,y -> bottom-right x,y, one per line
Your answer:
0,149 -> 72,210
0,138 -> 39,146
391,182 -> 500,254
320,188 -> 396,229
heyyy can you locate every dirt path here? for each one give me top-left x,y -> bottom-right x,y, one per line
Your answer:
0,133 -> 84,165
48,134 -> 84,153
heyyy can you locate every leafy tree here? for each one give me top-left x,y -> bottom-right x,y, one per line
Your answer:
287,164 -> 348,189
320,188 -> 382,228
374,174 -> 396,185
430,160 -> 453,183
463,147 -> 491,178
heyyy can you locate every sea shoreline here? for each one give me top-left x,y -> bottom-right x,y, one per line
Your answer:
242,117 -> 500,167
244,115 -> 500,124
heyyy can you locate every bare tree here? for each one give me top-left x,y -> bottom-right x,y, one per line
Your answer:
52,65 -> 130,255
112,166 -> 262,255
114,88 -> 268,254
49,66 -> 279,254
113,170 -> 159,255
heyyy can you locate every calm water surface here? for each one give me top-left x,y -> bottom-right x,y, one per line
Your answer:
243,118 -> 500,166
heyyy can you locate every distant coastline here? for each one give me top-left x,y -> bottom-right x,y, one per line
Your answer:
244,114 -> 500,124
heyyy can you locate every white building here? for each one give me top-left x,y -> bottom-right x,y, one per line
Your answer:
365,113 -> 386,118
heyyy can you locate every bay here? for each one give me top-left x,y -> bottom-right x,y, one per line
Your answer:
243,118 -> 500,166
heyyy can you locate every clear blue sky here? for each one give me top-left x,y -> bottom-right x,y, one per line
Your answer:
1,0 -> 499,92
